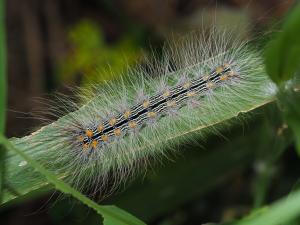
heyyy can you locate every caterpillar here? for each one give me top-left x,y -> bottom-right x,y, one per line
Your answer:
15,28 -> 273,197
80,63 -> 234,152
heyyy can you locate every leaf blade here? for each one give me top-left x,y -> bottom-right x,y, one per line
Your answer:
236,188 -> 300,225
265,3 -> 300,84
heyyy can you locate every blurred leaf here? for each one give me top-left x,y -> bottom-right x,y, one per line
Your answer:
265,3 -> 300,84
278,88 -> 300,154
265,2 -> 300,157
0,135 -> 146,225
252,109 -> 289,208
235,187 -> 300,225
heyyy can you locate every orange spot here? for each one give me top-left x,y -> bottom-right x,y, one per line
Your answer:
167,100 -> 177,107
86,130 -> 93,138
147,111 -> 157,118
128,121 -> 137,129
97,124 -> 104,132
220,74 -> 229,81
215,66 -> 224,74
163,90 -> 170,98
109,118 -> 117,126
83,143 -> 89,149
206,81 -> 215,89
78,135 -> 84,142
187,91 -> 196,97
101,135 -> 109,142
124,110 -> 131,119
183,82 -> 191,89
142,100 -> 150,108
114,128 -> 122,136
91,140 -> 98,148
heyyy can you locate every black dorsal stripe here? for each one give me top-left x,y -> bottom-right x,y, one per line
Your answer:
88,66 -> 231,143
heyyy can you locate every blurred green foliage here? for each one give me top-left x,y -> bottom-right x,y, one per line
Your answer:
278,90 -> 300,154
265,2 -> 300,154
265,3 -> 300,85
58,19 -> 142,85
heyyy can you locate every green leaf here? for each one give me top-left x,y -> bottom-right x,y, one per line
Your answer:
102,206 -> 146,225
236,188 -> 300,225
1,99 -> 274,207
265,3 -> 300,84
1,94 -> 274,207
0,136 -> 146,225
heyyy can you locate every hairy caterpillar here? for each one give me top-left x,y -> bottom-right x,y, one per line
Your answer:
80,63 -> 234,150
14,28 -> 273,198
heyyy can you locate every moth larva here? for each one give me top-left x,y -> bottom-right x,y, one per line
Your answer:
17,28 -> 273,197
